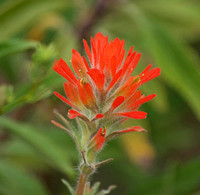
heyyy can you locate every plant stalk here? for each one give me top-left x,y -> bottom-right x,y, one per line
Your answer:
76,172 -> 89,195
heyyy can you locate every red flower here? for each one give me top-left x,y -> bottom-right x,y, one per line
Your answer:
53,32 -> 160,151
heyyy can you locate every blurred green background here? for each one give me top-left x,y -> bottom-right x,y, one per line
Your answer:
0,0 -> 200,194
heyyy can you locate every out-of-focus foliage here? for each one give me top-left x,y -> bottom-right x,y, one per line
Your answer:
0,0 -> 199,195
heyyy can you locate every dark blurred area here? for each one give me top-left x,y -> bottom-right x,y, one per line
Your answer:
0,0 -> 200,194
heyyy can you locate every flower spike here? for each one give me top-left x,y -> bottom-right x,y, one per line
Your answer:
53,32 -> 160,194
53,32 -> 160,128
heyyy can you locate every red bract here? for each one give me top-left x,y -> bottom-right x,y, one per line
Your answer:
89,128 -> 106,151
53,32 -> 160,150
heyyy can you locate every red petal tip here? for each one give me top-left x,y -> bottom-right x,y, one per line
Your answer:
111,96 -> 125,110
67,109 -> 82,119
121,126 -> 147,133
95,114 -> 104,119
54,91 -> 76,109
116,111 -> 147,119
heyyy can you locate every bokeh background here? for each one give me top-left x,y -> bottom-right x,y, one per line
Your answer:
0,0 -> 200,194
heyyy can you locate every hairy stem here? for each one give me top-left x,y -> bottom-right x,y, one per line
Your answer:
76,172 -> 89,195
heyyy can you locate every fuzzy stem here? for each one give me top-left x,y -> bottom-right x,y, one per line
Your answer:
76,172 -> 88,195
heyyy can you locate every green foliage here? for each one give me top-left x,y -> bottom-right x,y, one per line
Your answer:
95,185 -> 116,195
87,182 -> 100,195
0,44 -> 56,114
0,117 -> 74,176
0,160 -> 50,195
132,157 -> 200,195
62,179 -> 75,195
84,182 -> 116,195
29,44 -> 57,80
0,39 -> 38,58
0,0 -> 71,40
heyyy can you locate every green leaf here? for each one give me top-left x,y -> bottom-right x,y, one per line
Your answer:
0,160 -> 50,195
89,182 -> 100,195
0,39 -> 38,58
96,185 -> 116,195
61,179 -> 75,195
0,116 -> 74,176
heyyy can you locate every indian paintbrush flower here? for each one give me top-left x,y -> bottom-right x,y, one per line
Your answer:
52,32 -> 160,195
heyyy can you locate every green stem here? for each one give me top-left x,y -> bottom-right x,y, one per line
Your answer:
76,172 -> 88,195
